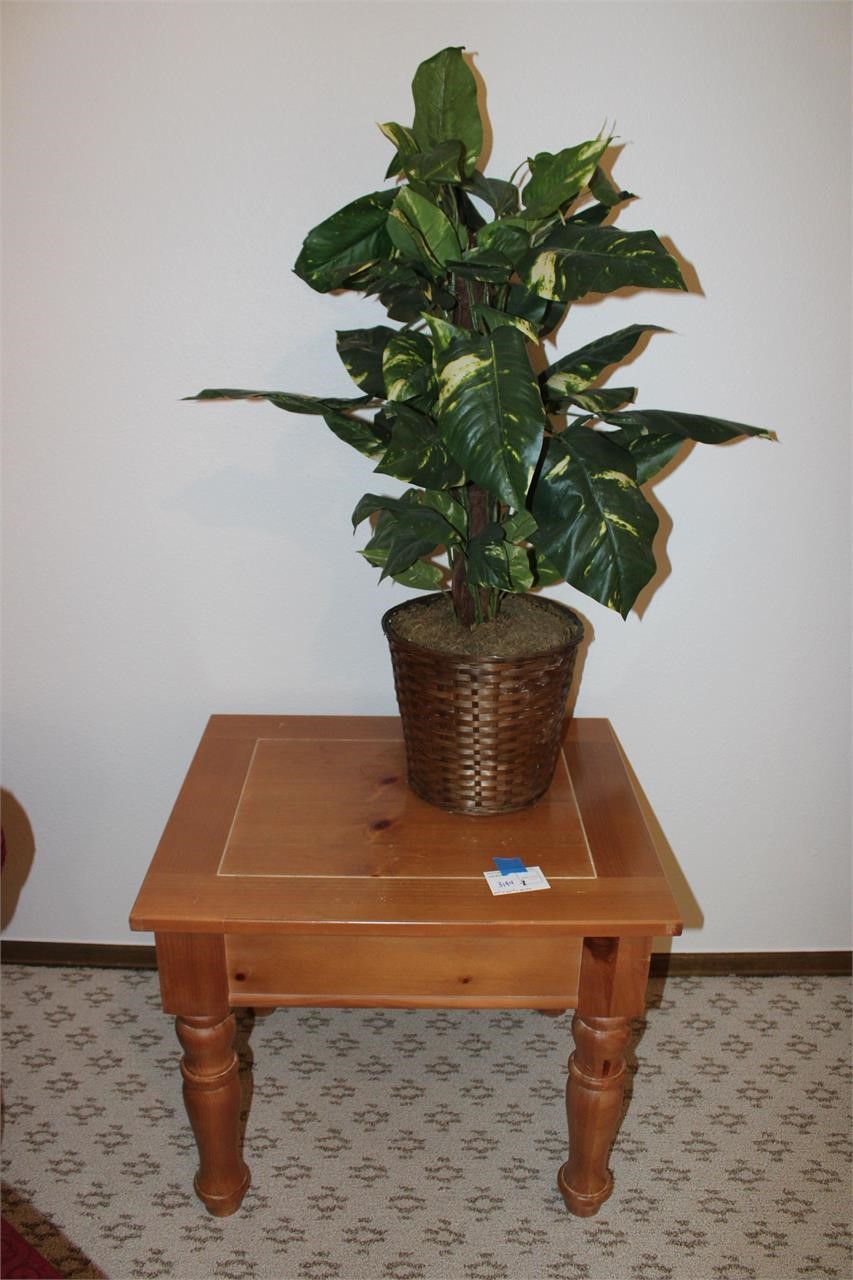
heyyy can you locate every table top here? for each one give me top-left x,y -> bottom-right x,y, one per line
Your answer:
130,716 -> 682,939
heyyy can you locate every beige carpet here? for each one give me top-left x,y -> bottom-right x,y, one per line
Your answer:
1,965 -> 850,1279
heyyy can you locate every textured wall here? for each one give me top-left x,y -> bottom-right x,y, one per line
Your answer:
2,2 -> 850,949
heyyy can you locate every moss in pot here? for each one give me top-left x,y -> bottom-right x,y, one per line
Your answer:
189,47 -> 774,812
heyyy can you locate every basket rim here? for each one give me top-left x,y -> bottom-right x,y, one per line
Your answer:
381,591 -> 584,665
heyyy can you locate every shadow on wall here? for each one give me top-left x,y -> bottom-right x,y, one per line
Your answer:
1,791 -> 36,930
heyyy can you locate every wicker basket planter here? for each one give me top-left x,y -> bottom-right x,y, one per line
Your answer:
382,594 -> 584,815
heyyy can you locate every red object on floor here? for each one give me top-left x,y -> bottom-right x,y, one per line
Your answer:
1,1217 -> 62,1279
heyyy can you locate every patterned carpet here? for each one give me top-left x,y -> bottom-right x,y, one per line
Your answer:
1,965 -> 850,1280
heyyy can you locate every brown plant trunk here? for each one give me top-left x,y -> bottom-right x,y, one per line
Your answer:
451,482 -> 490,627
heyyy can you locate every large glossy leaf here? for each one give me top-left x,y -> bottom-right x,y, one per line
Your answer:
565,386 -> 637,414
531,424 -> 658,616
185,388 -> 372,412
411,47 -> 483,175
185,388 -> 388,459
336,327 -> 398,396
445,247 -> 513,283
293,189 -> 397,293
605,426 -> 686,483
519,225 -> 687,301
378,121 -> 419,178
540,324 -> 665,400
373,403 -> 463,488
471,304 -> 539,343
475,220 -> 530,264
387,187 -> 462,270
382,330 -> 434,402
402,140 -> 466,185
352,489 -> 459,579
463,171 -> 520,217
433,325 -> 547,508
599,407 -> 776,443
465,522 -> 515,590
503,285 -> 567,339
588,166 -> 634,209
360,509 -> 446,587
522,138 -> 610,217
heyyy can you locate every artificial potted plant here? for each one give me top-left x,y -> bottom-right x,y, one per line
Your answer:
190,46 -> 773,815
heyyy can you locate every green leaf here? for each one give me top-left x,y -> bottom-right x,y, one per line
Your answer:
605,427 -> 686,484
520,225 -> 687,302
445,247 -> 513,284
360,510 -> 445,587
541,324 -> 665,400
503,509 -> 538,542
293,189 -> 397,293
503,285 -> 567,339
423,313 -> 469,353
421,487 -> 467,535
466,522 -> 515,590
560,386 -> 637,414
433,325 -> 547,508
387,186 -> 462,270
373,403 -> 463,488
185,388 -> 388,458
321,408 -> 390,459
475,220 -> 530,263
471,304 -> 539,344
336,327 -> 398,396
352,489 -> 458,580
588,166 -> 634,209
185,388 -> 373,413
531,423 -> 658,616
411,47 -> 483,175
382,330 -> 434,402
378,121 -> 419,178
463,171 -> 520,217
599,407 -> 776,443
522,138 -> 610,217
402,140 -> 466,185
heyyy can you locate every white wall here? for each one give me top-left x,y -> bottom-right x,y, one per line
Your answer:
2,1 -> 850,951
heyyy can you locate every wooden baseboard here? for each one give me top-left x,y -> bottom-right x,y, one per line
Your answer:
1,940 -> 850,977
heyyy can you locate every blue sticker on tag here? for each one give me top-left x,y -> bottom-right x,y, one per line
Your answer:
492,856 -> 528,875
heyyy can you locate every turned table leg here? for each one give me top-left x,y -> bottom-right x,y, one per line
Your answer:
176,1013 -> 250,1216
155,932 -> 250,1217
558,935 -> 651,1217
558,1013 -> 631,1215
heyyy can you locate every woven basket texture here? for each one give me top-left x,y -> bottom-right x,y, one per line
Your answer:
383,595 -> 583,814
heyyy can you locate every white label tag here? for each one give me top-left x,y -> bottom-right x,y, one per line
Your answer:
483,866 -> 551,895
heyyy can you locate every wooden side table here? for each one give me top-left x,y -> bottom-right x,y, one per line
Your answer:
130,715 -> 682,1218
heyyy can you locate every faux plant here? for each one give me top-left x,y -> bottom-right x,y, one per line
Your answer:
191,47 -> 773,628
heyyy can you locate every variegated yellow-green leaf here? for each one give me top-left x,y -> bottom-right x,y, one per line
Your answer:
423,313 -> 468,353
522,137 -> 611,218
563,386 -> 637,414
373,403 -> 463,489
541,325 -> 666,401
605,426 -> 686,484
471,304 -> 539,344
294,189 -> 397,293
387,186 -> 463,271
520,225 -> 686,302
185,388 -> 388,459
466,522 -> 515,591
531,423 -> 658,616
336,327 -> 398,397
411,47 -> 483,175
378,121 -> 419,178
434,325 -> 546,508
382,330 -> 434,402
502,509 -> 538,543
360,509 -> 446,587
599,407 -> 776,443
463,171 -> 520,217
402,140 -> 466,185
352,489 -> 459,580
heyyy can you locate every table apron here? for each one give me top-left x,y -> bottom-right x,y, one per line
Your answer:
223,932 -> 583,1009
